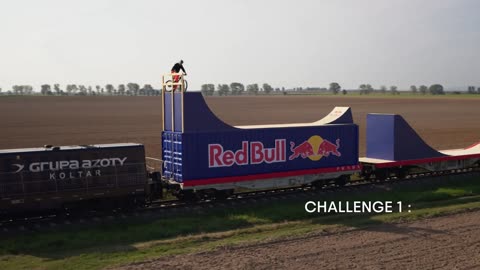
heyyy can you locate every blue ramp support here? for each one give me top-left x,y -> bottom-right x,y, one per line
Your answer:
366,114 -> 446,161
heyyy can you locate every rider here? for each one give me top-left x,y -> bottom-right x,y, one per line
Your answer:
171,60 -> 187,91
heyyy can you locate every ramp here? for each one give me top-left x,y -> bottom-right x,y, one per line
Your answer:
236,107 -> 353,129
439,142 -> 480,156
162,92 -> 354,132
313,107 -> 354,125
365,113 -> 447,161
161,91 -> 360,185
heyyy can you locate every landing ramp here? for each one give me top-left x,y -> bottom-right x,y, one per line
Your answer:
236,107 -> 353,129
162,92 -> 354,133
439,142 -> 480,156
365,114 -> 447,161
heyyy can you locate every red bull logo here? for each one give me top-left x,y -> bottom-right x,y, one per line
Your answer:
289,135 -> 341,161
209,140 -> 286,168
208,135 -> 340,168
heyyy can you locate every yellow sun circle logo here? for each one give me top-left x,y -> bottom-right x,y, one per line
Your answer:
307,135 -> 324,161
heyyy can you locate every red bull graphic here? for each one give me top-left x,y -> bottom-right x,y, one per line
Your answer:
318,138 -> 341,157
208,135 -> 340,168
289,141 -> 314,160
289,135 -> 341,161
209,140 -> 286,168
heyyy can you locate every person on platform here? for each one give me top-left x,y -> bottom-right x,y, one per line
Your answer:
171,60 -> 187,91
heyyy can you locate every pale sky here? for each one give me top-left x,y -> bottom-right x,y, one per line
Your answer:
1,0 -> 479,91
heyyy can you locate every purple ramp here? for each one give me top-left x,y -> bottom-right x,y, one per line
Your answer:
366,114 -> 446,161
182,92 -> 234,132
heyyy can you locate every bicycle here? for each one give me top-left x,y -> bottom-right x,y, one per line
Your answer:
164,74 -> 188,92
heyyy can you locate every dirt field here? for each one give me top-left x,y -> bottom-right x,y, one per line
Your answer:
0,95 -> 479,158
114,210 -> 480,270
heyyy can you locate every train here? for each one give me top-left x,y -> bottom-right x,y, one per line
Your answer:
1,92 -> 479,214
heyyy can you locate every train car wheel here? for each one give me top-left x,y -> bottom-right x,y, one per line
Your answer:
336,175 -> 349,186
176,190 -> 198,202
215,189 -> 234,200
375,170 -> 388,181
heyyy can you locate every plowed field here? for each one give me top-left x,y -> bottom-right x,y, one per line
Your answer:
1,95 -> 479,158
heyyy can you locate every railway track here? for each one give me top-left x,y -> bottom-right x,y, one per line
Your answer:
1,168 -> 479,236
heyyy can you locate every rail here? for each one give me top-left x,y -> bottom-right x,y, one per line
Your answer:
2,167 -> 479,235
145,157 -> 163,171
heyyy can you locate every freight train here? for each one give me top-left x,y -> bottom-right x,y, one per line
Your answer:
1,92 -> 479,214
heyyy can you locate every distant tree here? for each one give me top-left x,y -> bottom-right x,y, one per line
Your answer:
12,85 -> 22,95
263,83 -> 273,94
105,84 -> 115,95
11,85 -> 32,95
201,84 -> 215,96
477,87 -> 480,94
342,89 -> 347,95
467,86 -> 476,94
95,85 -> 101,94
141,84 -> 154,95
281,87 -> 285,91
53,84 -> 61,95
230,82 -> 245,95
366,84 -> 373,94
419,85 -> 428,95
118,84 -> 126,95
410,85 -> 418,94
358,84 -> 366,95
25,85 -> 33,95
41,84 -> 51,95
72,84 -> 78,94
87,86 -> 93,95
429,84 -> 444,95
380,85 -> 387,94
66,84 -> 78,95
78,85 -> 87,95
247,84 -> 259,95
127,83 -> 140,96
217,84 -> 230,96
390,85 -> 399,95
329,82 -> 341,95
359,84 -> 373,95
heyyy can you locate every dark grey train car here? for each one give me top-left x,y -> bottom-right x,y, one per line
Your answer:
0,143 -> 148,214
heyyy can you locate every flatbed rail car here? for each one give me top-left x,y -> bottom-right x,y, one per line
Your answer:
359,114 -> 480,179
0,143 -> 153,214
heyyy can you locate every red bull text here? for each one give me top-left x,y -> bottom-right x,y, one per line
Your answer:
209,140 -> 286,168
209,136 -> 341,168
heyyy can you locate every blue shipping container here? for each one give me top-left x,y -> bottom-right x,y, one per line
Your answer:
161,92 -> 359,187
163,125 -> 358,183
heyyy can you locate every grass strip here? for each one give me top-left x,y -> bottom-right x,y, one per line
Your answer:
0,177 -> 479,270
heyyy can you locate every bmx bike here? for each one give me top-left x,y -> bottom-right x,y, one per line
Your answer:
164,75 -> 188,92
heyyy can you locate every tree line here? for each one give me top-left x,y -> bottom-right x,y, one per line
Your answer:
1,83 -> 479,96
355,84 -> 447,95
0,83 -> 161,96
202,82 -> 480,96
201,83 -> 278,96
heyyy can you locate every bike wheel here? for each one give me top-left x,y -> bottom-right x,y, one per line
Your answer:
183,80 -> 188,92
164,80 -> 173,92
